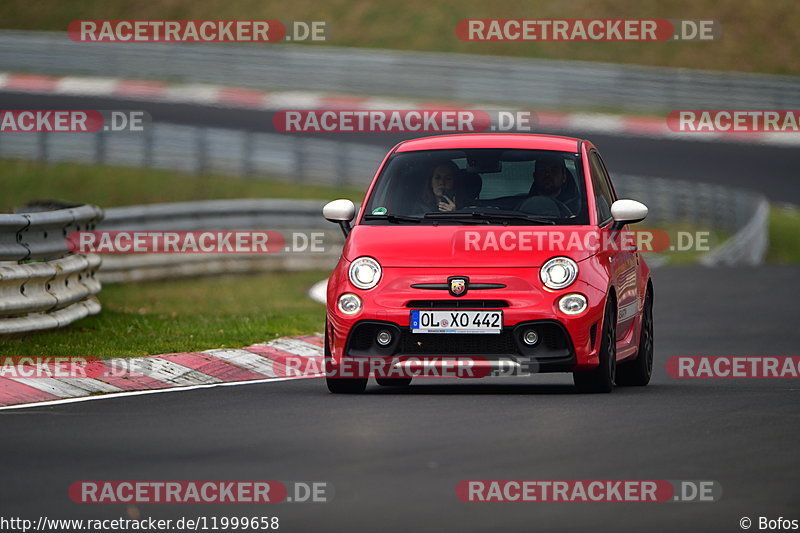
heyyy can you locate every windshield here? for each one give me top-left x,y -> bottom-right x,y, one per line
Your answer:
362,148 -> 589,226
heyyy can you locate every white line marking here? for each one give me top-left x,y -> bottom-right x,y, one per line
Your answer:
0,375 -> 319,411
123,357 -> 221,386
165,84 -> 221,104
56,76 -> 118,96
360,97 -> 418,110
758,132 -> 800,146
264,338 -> 324,357
263,91 -> 325,109
0,73 -> 9,90
202,349 -> 278,377
567,113 -> 626,133
10,377 -> 121,398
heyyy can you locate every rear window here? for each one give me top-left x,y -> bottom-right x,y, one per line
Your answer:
362,148 -> 589,226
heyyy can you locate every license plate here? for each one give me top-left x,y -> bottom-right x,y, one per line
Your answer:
410,310 -> 502,334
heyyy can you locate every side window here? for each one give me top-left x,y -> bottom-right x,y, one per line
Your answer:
589,152 -> 614,224
595,153 -> 618,202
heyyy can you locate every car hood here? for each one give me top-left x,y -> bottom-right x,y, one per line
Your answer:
343,225 -> 599,267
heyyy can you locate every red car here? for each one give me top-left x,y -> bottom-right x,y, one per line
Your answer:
322,133 -> 653,393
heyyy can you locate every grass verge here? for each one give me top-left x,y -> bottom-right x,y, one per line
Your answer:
0,270 -> 327,358
767,204 -> 800,263
2,160 -> 796,358
0,159 -> 364,212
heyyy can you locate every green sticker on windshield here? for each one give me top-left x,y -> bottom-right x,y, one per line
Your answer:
371,207 -> 388,215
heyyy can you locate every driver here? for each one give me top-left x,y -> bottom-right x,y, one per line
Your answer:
529,155 -> 576,216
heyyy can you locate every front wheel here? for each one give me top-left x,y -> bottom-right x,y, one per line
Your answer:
326,375 -> 368,394
616,288 -> 653,386
573,297 -> 616,393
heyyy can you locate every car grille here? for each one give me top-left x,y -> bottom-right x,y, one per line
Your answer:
400,331 -> 517,355
536,323 -> 569,350
406,300 -> 509,309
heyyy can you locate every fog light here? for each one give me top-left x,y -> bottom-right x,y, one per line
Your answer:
337,293 -> 362,315
523,329 -> 539,346
376,330 -> 392,346
559,293 -> 588,315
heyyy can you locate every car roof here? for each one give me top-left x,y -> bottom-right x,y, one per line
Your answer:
393,133 -> 583,153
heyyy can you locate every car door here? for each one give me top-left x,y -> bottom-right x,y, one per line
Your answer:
589,150 -> 640,351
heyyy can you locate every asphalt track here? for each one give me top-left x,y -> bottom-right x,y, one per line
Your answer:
1,268 -> 799,532
3,91 -> 800,203
1,91 -> 799,532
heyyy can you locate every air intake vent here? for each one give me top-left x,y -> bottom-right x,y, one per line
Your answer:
406,300 -> 509,309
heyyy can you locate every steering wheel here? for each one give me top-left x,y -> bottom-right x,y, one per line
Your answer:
516,196 -> 572,218
551,197 -> 574,217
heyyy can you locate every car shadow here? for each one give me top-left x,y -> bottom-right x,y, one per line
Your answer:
367,382 -> 588,395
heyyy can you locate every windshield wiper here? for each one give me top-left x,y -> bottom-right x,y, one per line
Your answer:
363,214 -> 422,223
423,212 -> 556,225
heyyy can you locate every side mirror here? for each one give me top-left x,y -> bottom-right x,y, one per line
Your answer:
610,199 -> 648,230
323,199 -> 356,237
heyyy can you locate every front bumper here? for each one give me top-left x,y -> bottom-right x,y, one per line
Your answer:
326,267 -> 607,374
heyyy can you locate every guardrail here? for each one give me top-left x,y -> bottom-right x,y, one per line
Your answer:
97,199 -> 345,283
95,179 -> 768,284
2,123 -> 769,269
0,124 -> 386,187
1,30 -> 798,112
614,175 -> 769,266
0,180 -> 767,334
0,204 -> 103,334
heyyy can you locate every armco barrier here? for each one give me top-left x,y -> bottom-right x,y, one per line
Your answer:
0,204 -> 104,261
614,175 -> 769,267
0,124 -> 387,186
96,199 -> 346,283
0,204 -> 103,334
0,184 -> 767,334
0,121 -> 769,271
0,30 -> 798,112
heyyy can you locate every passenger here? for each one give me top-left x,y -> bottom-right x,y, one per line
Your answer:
413,161 -> 459,213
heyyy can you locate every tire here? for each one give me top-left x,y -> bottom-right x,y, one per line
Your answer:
616,288 -> 654,387
326,376 -> 368,394
375,377 -> 412,387
324,324 -> 367,394
573,296 -> 616,393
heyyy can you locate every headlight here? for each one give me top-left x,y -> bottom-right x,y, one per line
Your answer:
540,257 -> 578,290
559,293 -> 588,315
337,293 -> 363,315
349,257 -> 382,290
